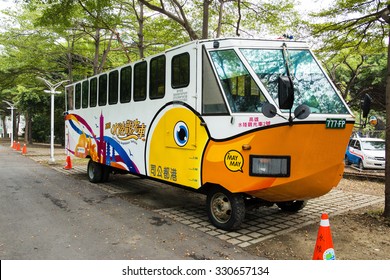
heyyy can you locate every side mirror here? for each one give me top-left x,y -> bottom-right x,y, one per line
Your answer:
293,104 -> 311,120
362,94 -> 371,118
262,103 -> 277,118
278,76 -> 294,110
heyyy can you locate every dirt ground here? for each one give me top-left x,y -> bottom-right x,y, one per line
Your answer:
244,177 -> 390,260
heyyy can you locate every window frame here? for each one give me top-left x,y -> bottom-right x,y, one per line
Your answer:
98,74 -> 108,106
75,83 -> 81,109
89,77 -> 98,108
171,52 -> 190,89
120,66 -> 132,103
133,61 -> 147,102
150,55 -> 166,100
108,70 -> 119,105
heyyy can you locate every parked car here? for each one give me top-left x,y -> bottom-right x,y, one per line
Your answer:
345,137 -> 385,169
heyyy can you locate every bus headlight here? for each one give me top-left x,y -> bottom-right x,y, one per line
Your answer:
250,156 -> 290,177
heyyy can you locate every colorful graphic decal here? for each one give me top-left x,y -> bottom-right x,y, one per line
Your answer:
65,112 -> 141,173
107,119 -> 146,142
224,150 -> 244,172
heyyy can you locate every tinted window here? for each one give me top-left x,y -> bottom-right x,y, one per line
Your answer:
90,77 -> 97,107
75,83 -> 81,109
134,61 -> 147,101
172,53 -> 190,88
109,70 -> 119,105
66,86 -> 74,111
120,66 -> 132,103
82,80 -> 89,108
99,74 -> 107,106
150,55 -> 166,99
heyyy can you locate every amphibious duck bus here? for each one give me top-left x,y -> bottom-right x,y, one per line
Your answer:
64,38 -> 354,230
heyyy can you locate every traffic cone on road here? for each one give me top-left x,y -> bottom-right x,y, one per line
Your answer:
12,141 -> 16,149
312,213 -> 336,260
16,142 -> 21,151
64,155 -> 73,170
22,144 -> 27,155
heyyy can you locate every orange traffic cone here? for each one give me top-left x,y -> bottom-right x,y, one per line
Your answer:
22,144 -> 27,155
312,213 -> 336,260
12,141 -> 16,149
16,142 -> 21,151
64,155 -> 73,169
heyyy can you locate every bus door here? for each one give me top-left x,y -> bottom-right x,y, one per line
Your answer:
147,46 -> 209,189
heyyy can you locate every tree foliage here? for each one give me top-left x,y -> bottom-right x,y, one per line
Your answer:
309,0 -> 390,218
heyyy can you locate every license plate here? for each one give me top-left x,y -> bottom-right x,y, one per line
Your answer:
326,118 -> 346,129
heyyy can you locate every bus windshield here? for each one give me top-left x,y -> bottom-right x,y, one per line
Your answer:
240,48 -> 349,114
209,49 -> 267,113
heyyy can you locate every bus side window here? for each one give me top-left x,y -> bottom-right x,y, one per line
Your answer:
82,80 -> 89,108
150,55 -> 166,99
120,66 -> 132,103
134,61 -> 147,101
172,53 -> 189,88
109,70 -> 119,105
66,86 -> 74,111
99,74 -> 107,106
75,83 -> 81,109
90,77 -> 97,107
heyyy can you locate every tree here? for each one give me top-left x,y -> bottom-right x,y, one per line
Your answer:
138,0 -> 299,39
310,0 -> 390,218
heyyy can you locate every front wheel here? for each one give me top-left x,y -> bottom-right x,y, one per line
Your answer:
206,186 -> 245,231
344,155 -> 351,166
87,159 -> 102,183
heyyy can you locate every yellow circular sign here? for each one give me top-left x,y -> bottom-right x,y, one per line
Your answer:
224,150 -> 244,172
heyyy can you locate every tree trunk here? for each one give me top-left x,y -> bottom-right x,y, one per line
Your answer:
93,28 -> 101,75
14,113 -> 19,142
138,2 -> 145,59
202,0 -> 211,39
216,0 -> 225,38
384,27 -> 390,218
24,111 -> 29,143
1,115 -> 7,137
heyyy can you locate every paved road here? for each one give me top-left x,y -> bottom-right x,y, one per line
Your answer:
0,143 -> 257,260
1,141 -> 384,260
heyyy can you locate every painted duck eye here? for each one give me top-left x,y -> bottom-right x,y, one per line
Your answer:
174,121 -> 189,147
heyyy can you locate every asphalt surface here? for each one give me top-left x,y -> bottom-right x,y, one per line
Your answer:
0,142 -> 257,260
0,141 -> 384,259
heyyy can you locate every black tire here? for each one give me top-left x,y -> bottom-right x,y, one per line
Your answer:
87,159 -> 102,183
276,200 -> 307,212
101,165 -> 111,182
206,186 -> 245,231
344,155 -> 351,166
358,159 -> 364,170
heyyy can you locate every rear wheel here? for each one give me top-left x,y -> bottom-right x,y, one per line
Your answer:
87,159 -> 102,183
358,159 -> 364,170
206,186 -> 245,231
101,165 -> 111,182
276,200 -> 307,212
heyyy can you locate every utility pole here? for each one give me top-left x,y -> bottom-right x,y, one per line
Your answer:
37,77 -> 69,164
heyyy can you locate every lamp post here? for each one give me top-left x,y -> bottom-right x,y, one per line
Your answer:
3,100 -> 16,148
37,77 -> 69,164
